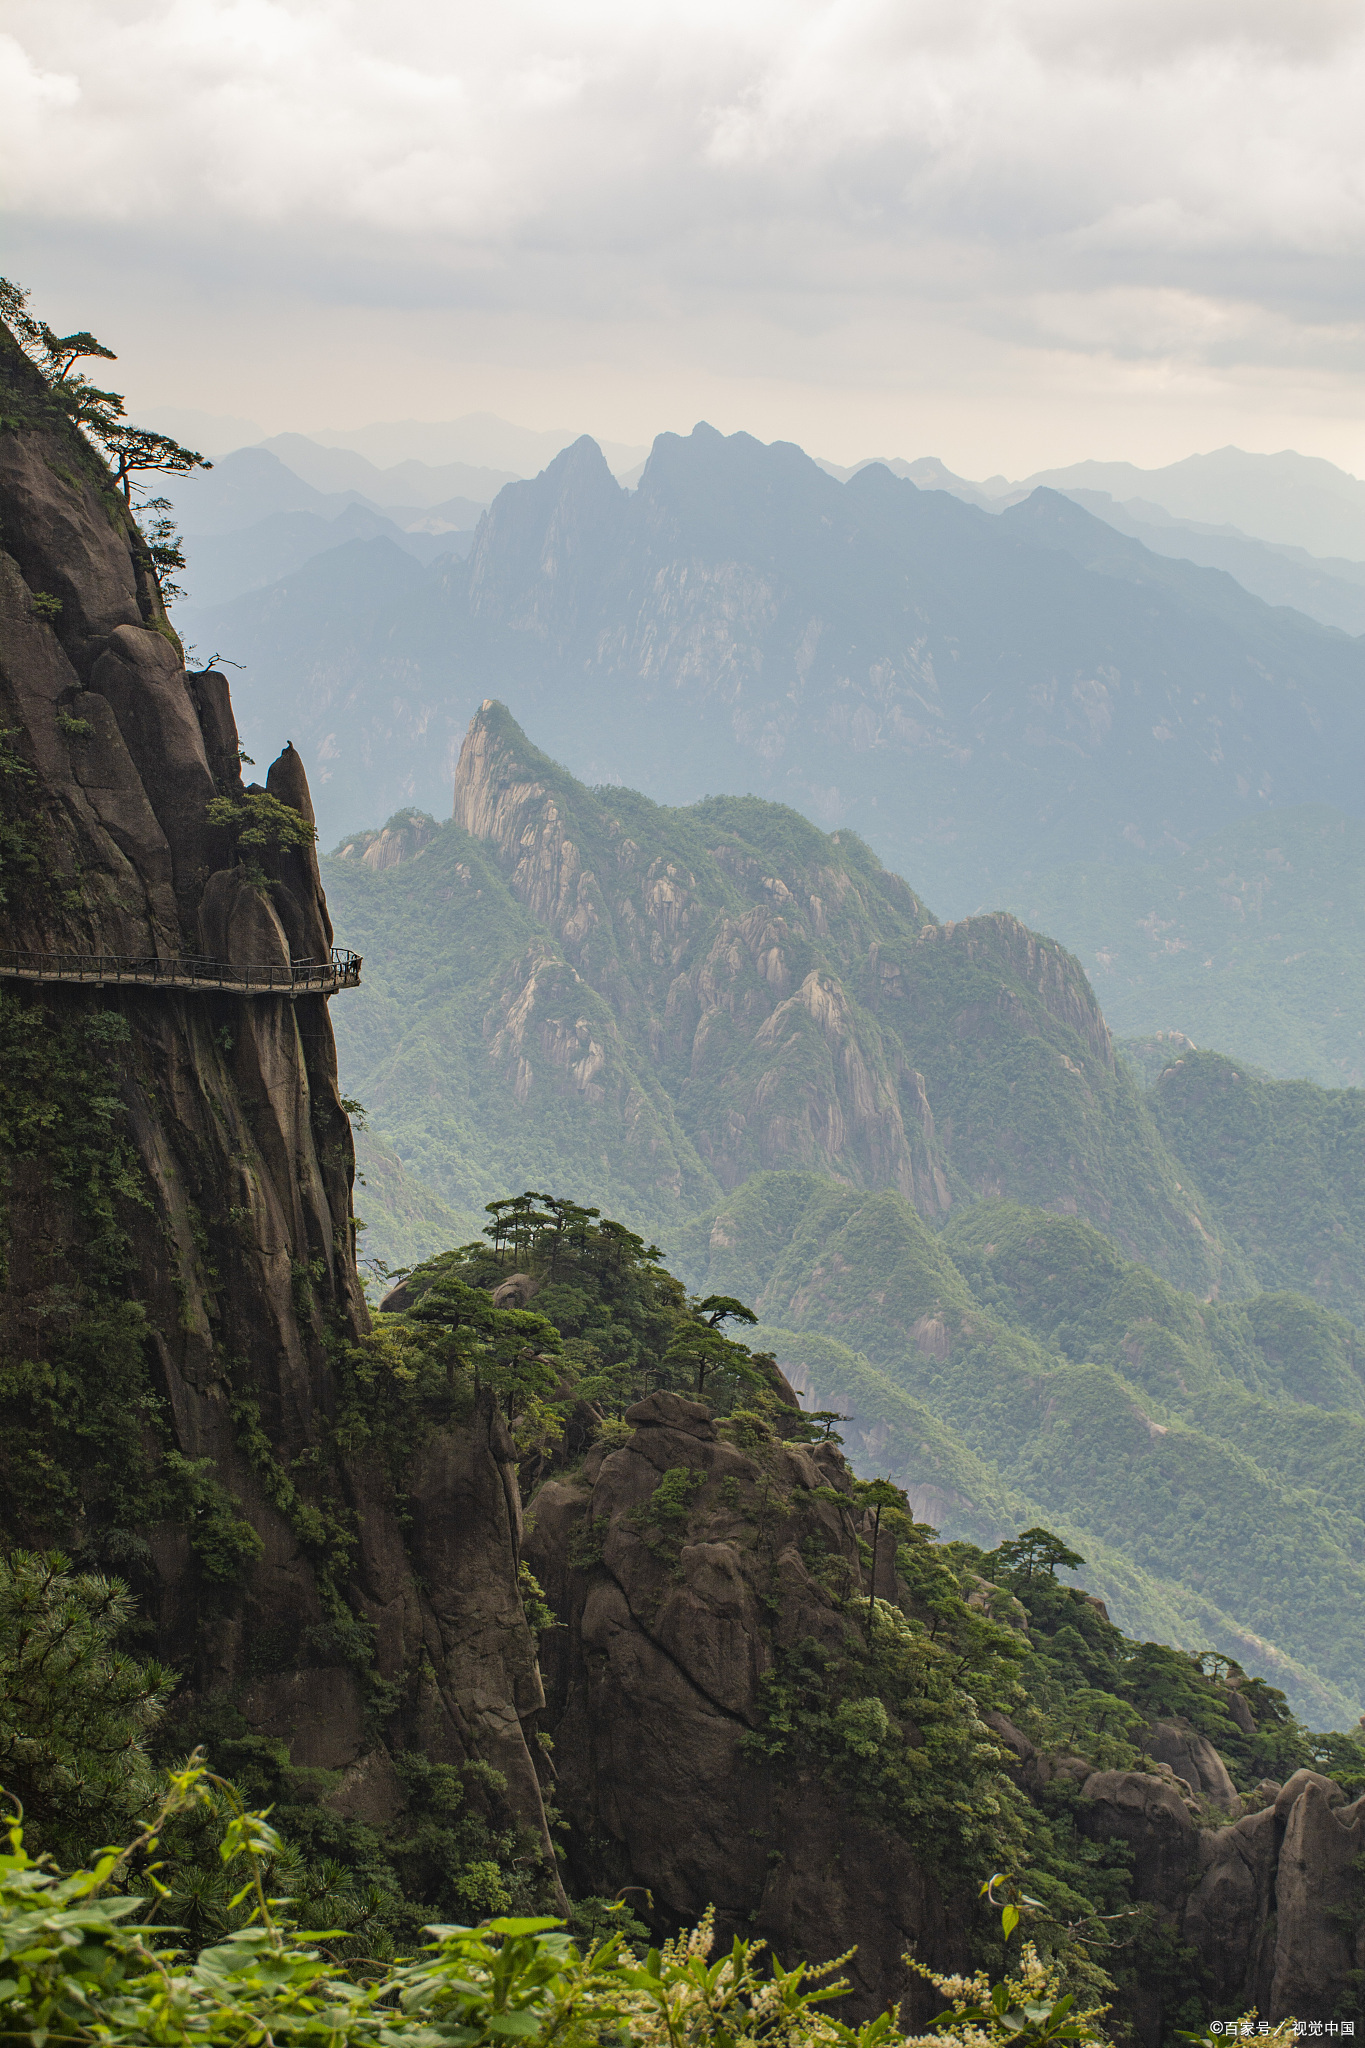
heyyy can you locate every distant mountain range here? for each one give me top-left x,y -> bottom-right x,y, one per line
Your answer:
294,411 -> 648,477
826,444 -> 1365,562
1016,447 -> 1365,560
178,425 -> 1365,915
163,447 -> 483,623
822,451 -> 1365,635
254,433 -> 520,510
162,417 -> 648,623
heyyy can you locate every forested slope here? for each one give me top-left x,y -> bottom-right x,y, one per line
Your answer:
676,1174 -> 1365,1725
1150,1049 -> 1365,1325
325,704 -> 1244,1297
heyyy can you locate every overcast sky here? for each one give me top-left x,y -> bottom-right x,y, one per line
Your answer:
6,0 -> 1365,474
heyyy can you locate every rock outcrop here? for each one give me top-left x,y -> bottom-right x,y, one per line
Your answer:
0,328 -> 558,1889
1075,1760 -> 1365,2030
524,1368 -> 1365,2033
526,1390 -> 962,2021
1141,1715 -> 1243,1815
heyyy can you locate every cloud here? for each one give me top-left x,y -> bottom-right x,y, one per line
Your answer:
5,0 -> 1365,464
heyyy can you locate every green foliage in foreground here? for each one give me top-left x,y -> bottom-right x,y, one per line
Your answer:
0,1776 -> 1125,2048
0,1761 -> 894,2048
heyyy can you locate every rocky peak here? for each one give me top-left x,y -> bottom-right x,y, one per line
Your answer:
920,913 -> 1115,1071
466,435 -> 626,639
332,808 -> 439,873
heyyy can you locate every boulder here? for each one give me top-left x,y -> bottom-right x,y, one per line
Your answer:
1269,1784 -> 1365,2021
492,1271 -> 538,1308
982,1710 -> 1036,1767
199,867 -> 293,967
1183,1806 -> 1280,2009
1142,1717 -> 1242,1815
1079,1769 -> 1199,1909
623,1389 -> 715,1437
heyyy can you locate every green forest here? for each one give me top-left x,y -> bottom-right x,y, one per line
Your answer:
2,1195 -> 1353,2044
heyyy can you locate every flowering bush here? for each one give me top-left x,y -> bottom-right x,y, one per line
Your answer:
900,1941 -> 1108,2048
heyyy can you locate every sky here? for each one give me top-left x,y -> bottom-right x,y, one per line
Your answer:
6,0 -> 1365,475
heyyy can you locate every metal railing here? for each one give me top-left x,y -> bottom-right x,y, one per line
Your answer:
0,947 -> 362,997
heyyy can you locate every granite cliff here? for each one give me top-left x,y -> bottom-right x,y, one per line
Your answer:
0,322 -> 560,1905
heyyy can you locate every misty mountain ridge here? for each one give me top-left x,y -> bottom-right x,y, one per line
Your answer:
257,432 -> 520,508
162,446 -> 482,629
178,501 -> 470,612
822,444 -> 1365,561
176,425 -> 1365,631
166,445 -> 484,537
819,458 -> 1365,635
177,422 -> 1365,912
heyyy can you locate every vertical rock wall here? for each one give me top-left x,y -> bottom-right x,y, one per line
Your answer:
0,328 -> 557,1886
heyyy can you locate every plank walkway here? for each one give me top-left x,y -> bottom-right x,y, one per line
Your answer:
0,948 -> 362,998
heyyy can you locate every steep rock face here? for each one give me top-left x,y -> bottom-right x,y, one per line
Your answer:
525,1391 -> 960,2021
0,333 -> 557,1883
524,1382 -> 1365,2033
1083,1764 -> 1365,2029
1151,1048 -> 1365,1327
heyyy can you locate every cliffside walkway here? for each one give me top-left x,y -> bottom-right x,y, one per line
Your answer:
0,947 -> 362,997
